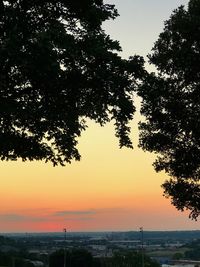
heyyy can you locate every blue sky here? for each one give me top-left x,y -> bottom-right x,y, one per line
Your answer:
104,0 -> 189,63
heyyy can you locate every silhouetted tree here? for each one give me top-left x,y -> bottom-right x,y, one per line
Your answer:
172,252 -> 184,260
49,250 -> 65,267
138,0 -> 200,219
105,251 -> 160,267
49,249 -> 94,267
0,251 -> 11,267
49,249 -> 160,267
0,0 -> 144,166
70,249 -> 93,267
184,239 -> 200,260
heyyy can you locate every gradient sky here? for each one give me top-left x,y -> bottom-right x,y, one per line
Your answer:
1,0 -> 199,233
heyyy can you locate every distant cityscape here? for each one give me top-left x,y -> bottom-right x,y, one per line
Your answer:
1,231 -> 200,266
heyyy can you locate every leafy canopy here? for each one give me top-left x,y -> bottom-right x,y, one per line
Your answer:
138,0 -> 200,219
0,0 -> 144,165
3,0 -> 200,221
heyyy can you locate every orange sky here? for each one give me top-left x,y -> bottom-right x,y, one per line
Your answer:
0,0 -> 199,232
0,120 -> 199,232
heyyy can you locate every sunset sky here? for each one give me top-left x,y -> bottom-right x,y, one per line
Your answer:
1,0 -> 199,233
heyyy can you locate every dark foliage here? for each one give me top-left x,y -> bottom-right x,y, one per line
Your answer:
138,0 -> 200,219
184,239 -> 200,260
0,251 -> 11,266
105,250 -> 160,267
49,249 -> 160,267
0,250 -> 35,267
0,0 -> 144,165
49,249 -> 100,267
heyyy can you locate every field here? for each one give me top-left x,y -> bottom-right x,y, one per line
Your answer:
146,247 -> 189,258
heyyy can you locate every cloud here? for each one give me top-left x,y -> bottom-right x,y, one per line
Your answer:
51,208 -> 130,223
60,216 -> 94,221
0,208 -> 129,224
53,208 -> 128,217
54,210 -> 97,216
96,208 -> 128,214
0,213 -> 48,222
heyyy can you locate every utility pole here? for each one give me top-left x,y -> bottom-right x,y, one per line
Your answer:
12,257 -> 15,267
140,227 -> 144,267
63,228 -> 67,267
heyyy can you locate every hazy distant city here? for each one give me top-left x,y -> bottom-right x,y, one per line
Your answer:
1,231 -> 200,266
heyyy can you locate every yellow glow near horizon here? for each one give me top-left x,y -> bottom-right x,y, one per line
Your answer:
1,0 -> 198,232
0,119 -> 199,232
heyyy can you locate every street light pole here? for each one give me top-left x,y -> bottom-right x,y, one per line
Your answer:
63,228 -> 67,267
140,227 -> 144,267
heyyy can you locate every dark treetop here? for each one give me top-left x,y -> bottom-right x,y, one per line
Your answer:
138,0 -> 200,219
0,0 -> 144,165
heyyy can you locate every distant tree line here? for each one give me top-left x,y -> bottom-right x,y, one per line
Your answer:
0,246 -> 161,267
171,239 -> 200,261
184,239 -> 200,260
